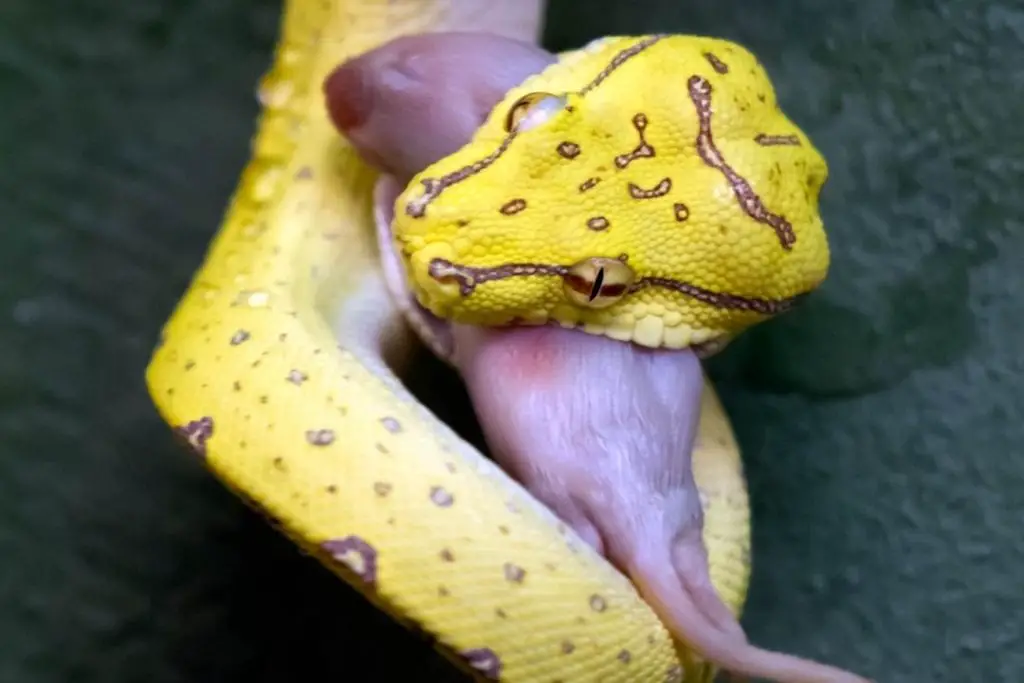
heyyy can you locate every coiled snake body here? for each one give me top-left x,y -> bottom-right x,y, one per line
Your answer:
146,1 -> 849,681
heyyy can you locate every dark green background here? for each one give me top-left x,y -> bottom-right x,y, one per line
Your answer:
2,0 -> 1020,681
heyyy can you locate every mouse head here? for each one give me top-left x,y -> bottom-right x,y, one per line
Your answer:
391,35 -> 830,352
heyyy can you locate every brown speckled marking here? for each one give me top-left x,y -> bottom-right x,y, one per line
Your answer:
635,275 -> 801,314
380,416 -> 402,433
461,648 -> 502,681
628,177 -> 672,199
294,165 -> 313,179
589,594 -> 607,612
703,51 -> 729,73
500,198 -> 527,215
430,486 -> 454,507
427,257 -> 801,314
405,134 -> 517,218
673,202 -> 690,221
503,562 -> 526,583
587,216 -> 610,231
579,177 -> 600,192
755,133 -> 801,146
618,650 -> 632,663
557,141 -> 580,159
230,329 -> 250,345
404,37 -> 663,218
429,259 -> 569,296
614,113 -> 654,168
373,481 -> 392,496
286,369 -> 307,385
688,75 -> 797,250
322,536 -> 378,587
306,429 -> 335,446
174,417 -> 213,457
440,548 -> 454,562
579,35 -> 665,95
438,585 -> 450,597
561,640 -> 575,654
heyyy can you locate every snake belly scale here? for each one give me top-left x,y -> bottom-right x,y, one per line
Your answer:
146,2 -> 832,681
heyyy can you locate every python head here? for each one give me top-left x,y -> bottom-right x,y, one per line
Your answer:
391,35 -> 830,353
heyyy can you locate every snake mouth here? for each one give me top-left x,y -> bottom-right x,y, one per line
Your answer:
374,175 -> 455,362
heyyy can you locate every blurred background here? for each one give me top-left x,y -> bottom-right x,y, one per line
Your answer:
1,0 -> 1020,681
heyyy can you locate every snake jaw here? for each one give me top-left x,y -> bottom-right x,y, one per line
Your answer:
374,175 -> 455,362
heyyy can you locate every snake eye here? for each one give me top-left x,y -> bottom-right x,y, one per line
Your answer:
562,257 -> 636,309
504,91 -> 568,133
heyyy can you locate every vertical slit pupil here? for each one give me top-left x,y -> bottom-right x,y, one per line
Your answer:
589,267 -> 606,301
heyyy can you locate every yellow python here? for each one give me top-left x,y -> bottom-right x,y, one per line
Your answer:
146,1 -> 860,681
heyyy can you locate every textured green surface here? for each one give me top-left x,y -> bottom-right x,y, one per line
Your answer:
1,0 -> 1021,681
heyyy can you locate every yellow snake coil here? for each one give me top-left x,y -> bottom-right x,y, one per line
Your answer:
145,1 -> 843,681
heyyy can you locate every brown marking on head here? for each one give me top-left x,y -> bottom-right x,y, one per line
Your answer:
557,141 -> 581,158
587,216 -> 610,231
561,640 -> 575,654
294,165 -> 313,180
755,133 -> 802,146
322,536 -> 378,587
306,429 -> 335,446
439,548 -> 454,562
589,594 -> 607,612
429,259 -> 569,296
430,486 -> 454,507
618,650 -> 632,664
461,648 -> 502,680
230,329 -> 250,345
174,416 -> 214,457
401,42 -> 667,220
579,177 -> 601,192
673,202 -> 690,221
614,113 -> 655,168
703,51 -> 729,73
687,75 -> 796,249
628,177 -> 672,199
579,35 -> 665,95
373,481 -> 392,496
427,256 -> 801,314
500,198 -> 527,215
405,134 -> 517,218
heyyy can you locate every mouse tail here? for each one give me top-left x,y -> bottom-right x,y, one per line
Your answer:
620,534 -> 873,683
